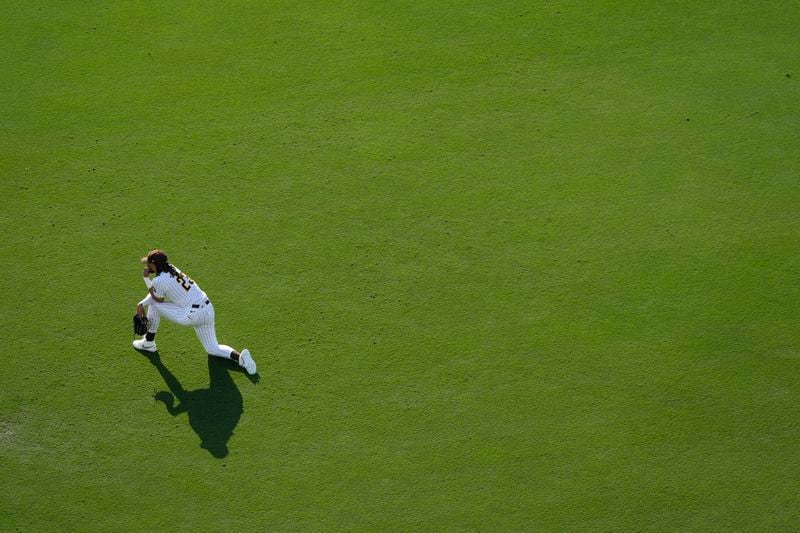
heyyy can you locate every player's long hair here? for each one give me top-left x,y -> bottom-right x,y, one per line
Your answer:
165,263 -> 180,278
146,250 -> 178,277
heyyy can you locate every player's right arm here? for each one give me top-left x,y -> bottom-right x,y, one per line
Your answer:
143,267 -> 153,289
149,286 -> 165,303
149,276 -> 167,303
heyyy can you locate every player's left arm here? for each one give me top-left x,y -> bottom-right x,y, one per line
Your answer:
136,278 -> 162,316
137,293 -> 156,317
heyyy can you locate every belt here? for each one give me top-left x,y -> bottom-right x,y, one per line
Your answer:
191,299 -> 210,309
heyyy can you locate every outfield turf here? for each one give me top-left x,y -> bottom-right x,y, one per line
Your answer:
2,1 -> 799,530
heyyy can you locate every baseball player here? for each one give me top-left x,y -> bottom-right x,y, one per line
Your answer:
133,249 -> 257,375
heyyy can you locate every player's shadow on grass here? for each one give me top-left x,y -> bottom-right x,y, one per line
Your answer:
140,351 -> 255,458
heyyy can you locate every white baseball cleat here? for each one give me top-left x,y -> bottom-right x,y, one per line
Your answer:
239,349 -> 257,375
132,338 -> 158,352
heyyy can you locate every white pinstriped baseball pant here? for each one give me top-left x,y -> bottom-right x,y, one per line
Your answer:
145,302 -> 234,359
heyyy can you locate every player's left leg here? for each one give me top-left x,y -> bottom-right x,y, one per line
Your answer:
133,304 -> 162,352
133,302 -> 191,352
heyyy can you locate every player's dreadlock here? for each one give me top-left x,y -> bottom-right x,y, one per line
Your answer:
166,263 -> 180,278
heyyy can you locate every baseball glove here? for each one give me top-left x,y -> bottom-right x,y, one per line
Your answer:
133,314 -> 150,335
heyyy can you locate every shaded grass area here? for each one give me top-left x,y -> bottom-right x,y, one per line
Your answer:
2,0 -> 799,529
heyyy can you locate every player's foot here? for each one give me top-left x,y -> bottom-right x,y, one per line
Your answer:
132,338 -> 158,352
239,348 -> 257,375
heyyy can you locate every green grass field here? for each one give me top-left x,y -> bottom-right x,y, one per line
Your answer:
2,1 -> 799,529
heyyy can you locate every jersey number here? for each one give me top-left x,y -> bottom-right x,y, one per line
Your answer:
175,272 -> 195,292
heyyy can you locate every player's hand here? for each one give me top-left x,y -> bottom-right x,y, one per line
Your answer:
137,303 -> 145,318
143,267 -> 152,277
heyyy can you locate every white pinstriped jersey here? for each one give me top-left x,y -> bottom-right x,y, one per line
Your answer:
151,266 -> 208,308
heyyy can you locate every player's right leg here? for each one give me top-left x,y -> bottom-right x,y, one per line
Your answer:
192,305 -> 257,375
194,323 -> 235,359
